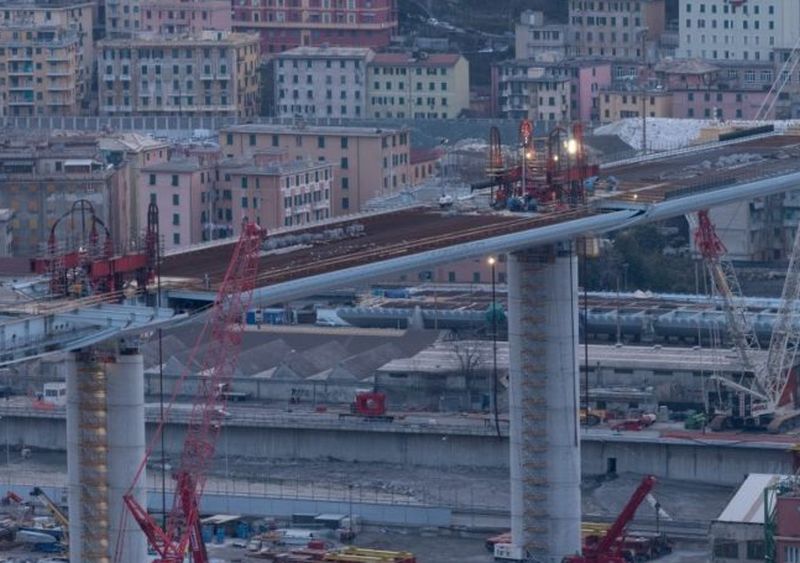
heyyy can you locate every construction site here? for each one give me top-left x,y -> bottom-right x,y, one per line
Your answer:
6,116 -> 800,563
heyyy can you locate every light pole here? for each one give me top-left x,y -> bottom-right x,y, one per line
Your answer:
488,256 -> 501,437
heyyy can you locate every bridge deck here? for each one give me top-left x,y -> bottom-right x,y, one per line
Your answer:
161,134 -> 800,291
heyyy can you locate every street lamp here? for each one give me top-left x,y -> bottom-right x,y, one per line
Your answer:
488,256 -> 501,437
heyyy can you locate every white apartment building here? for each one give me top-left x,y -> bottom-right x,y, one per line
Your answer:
515,10 -> 568,61
677,0 -> 800,62
274,46 -> 373,120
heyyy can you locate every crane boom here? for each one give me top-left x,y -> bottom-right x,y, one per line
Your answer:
690,211 -> 766,396
123,221 -> 262,563
764,219 -> 800,412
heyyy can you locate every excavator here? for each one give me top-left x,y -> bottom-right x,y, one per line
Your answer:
563,475 -> 671,563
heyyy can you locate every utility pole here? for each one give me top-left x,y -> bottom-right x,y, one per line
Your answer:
640,29 -> 649,153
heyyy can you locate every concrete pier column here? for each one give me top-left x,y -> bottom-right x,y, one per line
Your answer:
508,244 -> 581,562
67,351 -> 110,563
106,352 -> 147,563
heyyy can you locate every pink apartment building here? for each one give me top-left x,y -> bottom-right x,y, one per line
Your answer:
232,0 -> 397,54
141,157 -> 212,250
140,0 -> 232,34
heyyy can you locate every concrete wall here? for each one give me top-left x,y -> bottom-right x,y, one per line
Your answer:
4,414 -> 794,485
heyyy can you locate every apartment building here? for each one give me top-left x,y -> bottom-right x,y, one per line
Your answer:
220,124 -> 410,215
98,31 -> 260,117
139,151 -> 334,250
569,0 -> 665,59
98,133 -> 170,246
515,10 -> 568,61
140,0 -> 231,35
367,53 -> 470,119
0,136 -> 124,256
140,157 -> 212,250
0,26 -> 83,117
491,60 -> 571,122
232,0 -> 397,54
599,88 -> 673,123
273,46 -> 372,119
677,0 -> 798,62
218,156 -> 333,232
0,0 -> 95,95
104,0 -> 138,36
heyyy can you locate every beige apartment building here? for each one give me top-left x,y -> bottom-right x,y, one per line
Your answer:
274,46 -> 373,119
0,0 -> 95,97
569,0 -> 665,59
104,0 -> 138,36
98,31 -> 260,117
367,53 -> 470,119
220,124 -> 411,215
218,156 -> 333,232
0,26 -> 83,117
599,88 -> 673,122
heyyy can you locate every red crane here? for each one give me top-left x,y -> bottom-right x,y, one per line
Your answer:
119,221 -> 263,563
563,475 -> 656,563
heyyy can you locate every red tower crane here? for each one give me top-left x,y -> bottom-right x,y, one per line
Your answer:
563,475 -> 657,563
119,221 -> 263,563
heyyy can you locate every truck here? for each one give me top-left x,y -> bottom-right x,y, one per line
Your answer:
339,391 -> 393,423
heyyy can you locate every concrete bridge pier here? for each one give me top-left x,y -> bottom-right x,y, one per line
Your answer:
66,348 -> 147,563
507,243 -> 581,562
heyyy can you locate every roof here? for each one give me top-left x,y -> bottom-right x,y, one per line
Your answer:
218,157 -> 331,176
278,46 -> 374,59
99,133 -> 169,153
655,59 -> 720,75
100,31 -> 258,47
715,474 -> 784,524
221,123 -> 407,137
371,53 -> 463,67
143,157 -> 206,173
410,148 -> 444,165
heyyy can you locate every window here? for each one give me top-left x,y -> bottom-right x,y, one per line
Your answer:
150,193 -> 157,204
249,134 -> 256,146
172,213 -> 180,226
173,233 -> 180,245
786,546 -> 800,563
149,174 -> 156,185
226,133 -> 233,145
171,175 -> 179,187
448,271 -> 456,282
747,541 -> 765,560
241,197 -> 248,208
172,194 -> 179,206
241,177 -> 248,189
272,134 -> 279,147
342,177 -> 349,190
342,197 -> 349,209
713,541 -> 738,559
341,157 -> 349,169
318,136 -> 325,149
472,272 -> 481,283
341,136 -> 348,149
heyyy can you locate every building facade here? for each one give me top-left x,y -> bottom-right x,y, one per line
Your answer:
599,88 -> 673,123
0,26 -> 83,117
0,0 -> 95,103
0,208 -> 13,257
367,53 -> 470,119
491,60 -> 571,122
220,124 -> 410,215
273,46 -> 372,120
515,10 -> 568,61
98,31 -> 260,117
139,0 -> 231,35
104,0 -> 138,36
0,136 -> 123,256
677,0 -> 799,63
231,0 -> 397,54
569,0 -> 665,59
217,156 -> 333,232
